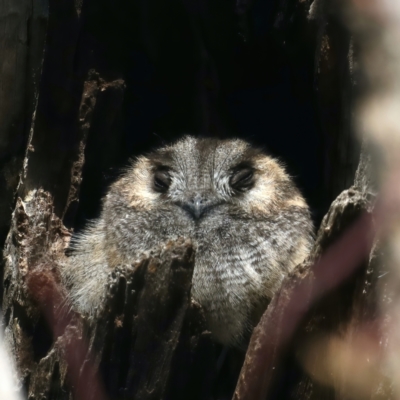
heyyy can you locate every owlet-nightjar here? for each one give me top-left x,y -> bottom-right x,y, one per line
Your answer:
61,136 -> 314,347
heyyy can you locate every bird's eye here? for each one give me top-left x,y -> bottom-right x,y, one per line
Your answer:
230,167 -> 254,191
153,169 -> 171,193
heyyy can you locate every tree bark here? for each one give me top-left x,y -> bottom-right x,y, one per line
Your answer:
0,0 -> 384,399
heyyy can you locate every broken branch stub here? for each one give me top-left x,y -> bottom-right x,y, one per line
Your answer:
86,238 -> 214,400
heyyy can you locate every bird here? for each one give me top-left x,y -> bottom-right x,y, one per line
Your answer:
61,136 -> 314,347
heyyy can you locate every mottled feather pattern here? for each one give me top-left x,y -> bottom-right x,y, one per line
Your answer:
60,136 -> 314,347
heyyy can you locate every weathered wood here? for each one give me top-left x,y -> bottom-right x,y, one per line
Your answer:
1,0 -> 384,399
87,240 -> 213,400
0,0 -> 48,244
2,190 -> 71,398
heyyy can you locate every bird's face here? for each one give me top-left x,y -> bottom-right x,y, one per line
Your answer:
135,136 -> 305,224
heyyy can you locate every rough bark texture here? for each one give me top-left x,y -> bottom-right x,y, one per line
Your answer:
0,0 -> 48,246
0,0 -> 383,399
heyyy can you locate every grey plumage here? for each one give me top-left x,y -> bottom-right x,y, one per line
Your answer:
61,136 -> 314,347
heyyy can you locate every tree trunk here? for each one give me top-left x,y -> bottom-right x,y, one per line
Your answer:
0,0 -> 386,399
